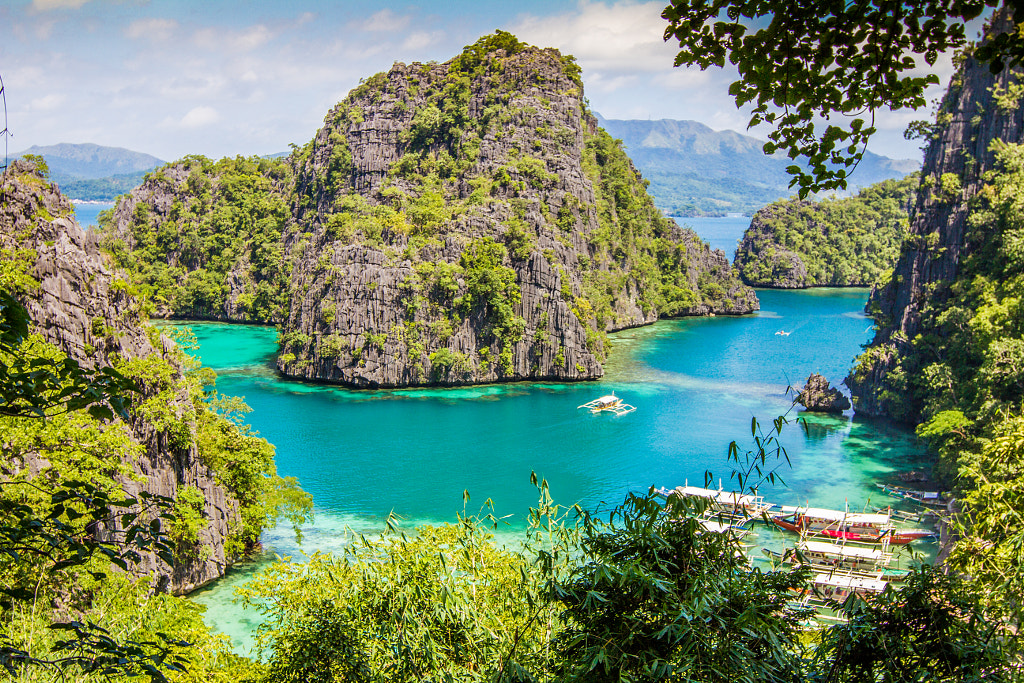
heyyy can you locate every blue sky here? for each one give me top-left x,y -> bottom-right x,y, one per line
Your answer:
2,0 -> 957,163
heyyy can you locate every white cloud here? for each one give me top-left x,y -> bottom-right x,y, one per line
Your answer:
180,106 -> 220,128
363,9 -> 410,33
513,0 -> 677,75
34,19 -> 56,40
233,25 -> 274,51
125,18 -> 178,42
653,68 -> 711,90
585,72 -> 638,94
402,30 -> 444,51
32,0 -> 89,10
30,93 -> 65,111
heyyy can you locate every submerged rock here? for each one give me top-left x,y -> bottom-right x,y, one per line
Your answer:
795,373 -> 851,414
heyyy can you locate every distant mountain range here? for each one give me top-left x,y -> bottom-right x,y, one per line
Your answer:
14,143 -> 164,202
18,126 -> 919,213
596,115 -> 920,216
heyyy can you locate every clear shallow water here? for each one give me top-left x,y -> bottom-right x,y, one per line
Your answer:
184,288 -> 934,653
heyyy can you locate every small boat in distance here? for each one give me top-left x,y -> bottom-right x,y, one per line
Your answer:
775,330 -> 791,336
577,393 -> 636,415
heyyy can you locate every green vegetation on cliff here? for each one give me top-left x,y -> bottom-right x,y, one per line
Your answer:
101,155 -> 293,322
850,143 -> 1024,641
734,174 -> 917,288
582,128 -> 734,318
0,160 -> 311,680
101,32 -> 755,388
852,144 -> 1024,434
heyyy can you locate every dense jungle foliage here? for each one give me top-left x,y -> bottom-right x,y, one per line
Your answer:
735,174 -> 917,287
849,142 -> 1024,639
100,155 -> 293,323
61,171 -> 150,203
0,195 -> 311,680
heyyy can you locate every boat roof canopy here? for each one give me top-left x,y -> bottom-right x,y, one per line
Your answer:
812,572 -> 887,590
672,485 -> 763,506
789,507 -> 891,525
801,540 -> 886,560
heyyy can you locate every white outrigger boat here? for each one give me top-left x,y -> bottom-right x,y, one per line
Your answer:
762,539 -> 910,581
770,505 -> 935,545
654,481 -> 775,524
577,393 -> 635,415
801,570 -> 889,603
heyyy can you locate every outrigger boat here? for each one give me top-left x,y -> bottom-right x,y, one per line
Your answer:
770,506 -> 935,545
695,516 -> 752,539
796,570 -> 889,603
654,482 -> 774,525
762,540 -> 910,581
577,393 -> 635,415
876,483 -> 949,509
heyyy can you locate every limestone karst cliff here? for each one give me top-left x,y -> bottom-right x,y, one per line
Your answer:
846,12 -> 1024,421
1,159 -> 303,593
102,32 -> 757,388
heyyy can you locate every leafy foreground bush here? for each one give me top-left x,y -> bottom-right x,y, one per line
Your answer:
240,476 -> 1017,682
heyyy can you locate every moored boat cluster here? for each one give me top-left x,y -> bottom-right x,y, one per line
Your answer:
654,481 -> 946,624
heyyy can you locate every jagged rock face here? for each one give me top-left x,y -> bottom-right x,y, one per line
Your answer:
795,374 -> 851,414
103,36 -> 757,389
277,40 -> 756,387
847,12 -> 1024,419
1,160 -> 240,593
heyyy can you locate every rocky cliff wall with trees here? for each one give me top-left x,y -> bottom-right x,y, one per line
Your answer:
841,12 -> 1024,628
847,14 -> 1024,425
101,32 -> 756,388
1,158 -> 310,596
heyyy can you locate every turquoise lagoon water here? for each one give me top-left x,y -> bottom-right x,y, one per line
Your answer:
186,288 -> 934,653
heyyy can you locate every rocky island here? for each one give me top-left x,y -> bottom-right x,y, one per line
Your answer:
734,175 -> 916,288
100,32 -> 757,388
794,374 -> 851,414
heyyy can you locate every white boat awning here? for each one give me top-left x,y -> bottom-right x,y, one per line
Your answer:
672,485 -> 762,507
812,572 -> 887,591
789,507 -> 890,525
801,540 -> 885,561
